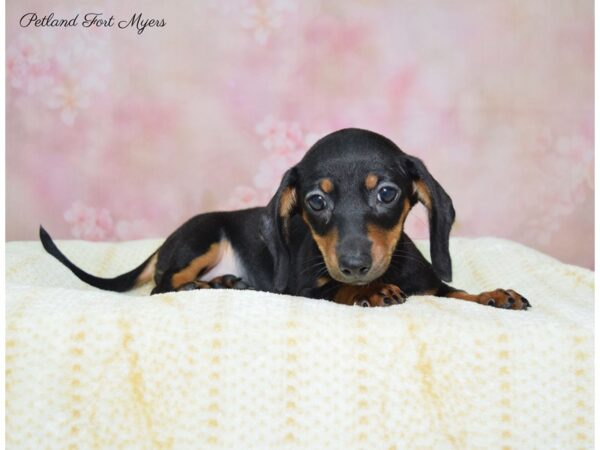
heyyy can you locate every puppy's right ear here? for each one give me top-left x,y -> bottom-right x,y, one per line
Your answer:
261,167 -> 299,293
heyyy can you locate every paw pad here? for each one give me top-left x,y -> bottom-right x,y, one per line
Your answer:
352,284 -> 407,307
478,289 -> 531,310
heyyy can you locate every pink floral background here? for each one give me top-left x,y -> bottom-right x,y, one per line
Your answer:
6,0 -> 594,268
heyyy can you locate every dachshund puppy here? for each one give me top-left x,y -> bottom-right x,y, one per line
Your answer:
40,128 -> 530,309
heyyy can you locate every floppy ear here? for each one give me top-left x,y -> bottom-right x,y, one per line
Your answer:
404,156 -> 456,282
260,167 -> 299,293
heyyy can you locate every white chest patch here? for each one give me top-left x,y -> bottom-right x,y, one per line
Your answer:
202,240 -> 245,281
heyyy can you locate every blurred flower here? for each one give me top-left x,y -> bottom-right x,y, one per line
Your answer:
241,4 -> 283,44
6,34 -> 54,94
253,152 -> 302,189
8,30 -> 110,125
46,78 -> 91,125
252,115 -> 309,189
64,202 -> 113,240
255,115 -> 304,153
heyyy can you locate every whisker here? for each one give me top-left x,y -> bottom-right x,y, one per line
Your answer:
300,260 -> 327,277
390,251 -> 428,269
303,254 -> 326,264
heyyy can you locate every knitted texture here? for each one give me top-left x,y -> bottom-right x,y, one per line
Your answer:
6,238 -> 594,449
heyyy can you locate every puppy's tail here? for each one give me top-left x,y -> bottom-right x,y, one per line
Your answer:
39,226 -> 158,292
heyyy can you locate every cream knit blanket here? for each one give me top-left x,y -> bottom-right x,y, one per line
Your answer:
6,238 -> 594,449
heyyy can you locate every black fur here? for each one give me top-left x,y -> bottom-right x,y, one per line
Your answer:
39,226 -> 156,292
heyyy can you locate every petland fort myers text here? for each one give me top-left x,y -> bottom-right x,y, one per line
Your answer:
20,12 -> 166,35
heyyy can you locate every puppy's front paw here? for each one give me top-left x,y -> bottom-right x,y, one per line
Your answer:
178,274 -> 252,291
476,289 -> 531,310
353,284 -> 407,307
207,274 -> 251,289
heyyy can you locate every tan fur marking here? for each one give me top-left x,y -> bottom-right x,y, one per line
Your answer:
302,212 -> 342,280
446,291 -> 479,302
334,283 -> 405,306
414,180 -> 432,209
319,178 -> 334,193
316,276 -> 331,288
334,285 -> 365,305
171,243 -> 222,289
367,199 -> 412,272
135,253 -> 158,286
365,173 -> 378,190
279,187 -> 297,218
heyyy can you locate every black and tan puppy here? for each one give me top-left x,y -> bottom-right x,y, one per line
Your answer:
40,128 -> 530,309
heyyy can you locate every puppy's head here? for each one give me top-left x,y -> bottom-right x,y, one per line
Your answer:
264,128 -> 455,291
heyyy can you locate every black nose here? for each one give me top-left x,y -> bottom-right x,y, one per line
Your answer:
338,253 -> 372,278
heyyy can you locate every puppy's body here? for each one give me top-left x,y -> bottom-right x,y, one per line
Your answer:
40,128 -> 530,309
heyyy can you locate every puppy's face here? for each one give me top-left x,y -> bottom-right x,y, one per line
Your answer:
296,131 -> 415,285
267,128 -> 454,292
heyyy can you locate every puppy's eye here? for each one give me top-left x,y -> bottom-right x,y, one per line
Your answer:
377,186 -> 398,204
307,194 -> 327,211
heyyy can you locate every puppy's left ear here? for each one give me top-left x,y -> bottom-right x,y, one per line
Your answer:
404,156 -> 456,282
261,167 -> 299,293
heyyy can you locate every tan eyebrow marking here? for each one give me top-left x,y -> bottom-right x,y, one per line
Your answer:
365,173 -> 378,190
319,178 -> 334,193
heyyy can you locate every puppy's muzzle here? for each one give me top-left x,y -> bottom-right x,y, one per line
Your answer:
336,237 -> 374,284
338,253 -> 371,279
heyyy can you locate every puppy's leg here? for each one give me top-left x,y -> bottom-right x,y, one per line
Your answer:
367,235 -> 531,311
150,214 -> 232,295
437,285 -> 531,310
